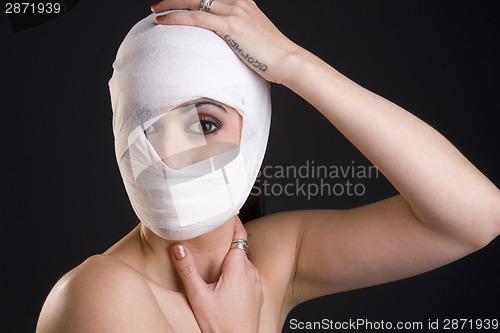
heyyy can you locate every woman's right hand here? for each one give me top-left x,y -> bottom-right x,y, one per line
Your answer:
170,218 -> 264,333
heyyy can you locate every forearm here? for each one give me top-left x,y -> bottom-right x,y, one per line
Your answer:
283,50 -> 500,246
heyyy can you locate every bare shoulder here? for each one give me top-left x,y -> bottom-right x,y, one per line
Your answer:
244,208 -> 346,274
245,209 -> 328,265
244,209 -> 327,250
245,210 -> 304,255
243,210 -> 308,314
36,254 -> 171,333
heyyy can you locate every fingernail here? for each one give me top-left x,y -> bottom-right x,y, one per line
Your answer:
155,14 -> 167,24
173,244 -> 186,260
151,1 -> 161,12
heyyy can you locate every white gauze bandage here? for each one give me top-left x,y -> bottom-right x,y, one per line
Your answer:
109,13 -> 271,240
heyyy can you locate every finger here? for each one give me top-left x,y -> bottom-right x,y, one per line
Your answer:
221,241 -> 247,276
155,9 -> 227,35
219,217 -> 248,278
229,217 -> 249,256
152,0 -> 234,16
170,244 -> 208,299
152,0 -> 200,12
232,216 -> 248,242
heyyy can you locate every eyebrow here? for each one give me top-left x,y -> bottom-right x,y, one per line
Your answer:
194,100 -> 228,113
178,99 -> 228,115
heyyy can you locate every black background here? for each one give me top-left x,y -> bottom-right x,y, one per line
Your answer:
1,1 -> 499,332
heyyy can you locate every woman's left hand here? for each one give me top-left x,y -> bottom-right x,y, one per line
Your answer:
152,0 -> 302,84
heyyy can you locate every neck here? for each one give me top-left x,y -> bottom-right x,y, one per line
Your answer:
138,216 -> 237,291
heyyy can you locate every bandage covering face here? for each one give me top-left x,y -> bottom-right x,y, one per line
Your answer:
109,13 -> 271,240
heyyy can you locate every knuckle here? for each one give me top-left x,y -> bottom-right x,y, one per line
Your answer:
228,248 -> 246,262
229,5 -> 246,18
178,261 -> 196,276
190,11 -> 205,25
240,0 -> 256,13
234,0 -> 248,9
225,249 -> 238,262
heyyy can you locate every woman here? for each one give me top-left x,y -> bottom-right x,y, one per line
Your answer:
36,0 -> 500,332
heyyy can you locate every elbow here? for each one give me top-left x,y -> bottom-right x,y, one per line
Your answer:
449,189 -> 500,251
489,191 -> 500,242
489,189 -> 500,241
470,190 -> 500,250
463,227 -> 498,253
471,227 -> 499,251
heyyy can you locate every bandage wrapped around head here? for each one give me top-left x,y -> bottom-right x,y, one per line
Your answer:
109,13 -> 271,240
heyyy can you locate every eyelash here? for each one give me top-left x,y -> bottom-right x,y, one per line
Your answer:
143,109 -> 223,137
191,115 -> 222,136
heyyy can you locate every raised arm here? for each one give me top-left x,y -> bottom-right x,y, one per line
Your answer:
275,25 -> 500,307
273,50 -> 500,306
152,0 -> 500,308
283,49 -> 500,244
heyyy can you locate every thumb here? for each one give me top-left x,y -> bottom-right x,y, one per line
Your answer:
170,243 -> 208,300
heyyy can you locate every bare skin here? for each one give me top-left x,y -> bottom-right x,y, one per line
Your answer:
36,0 -> 500,332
